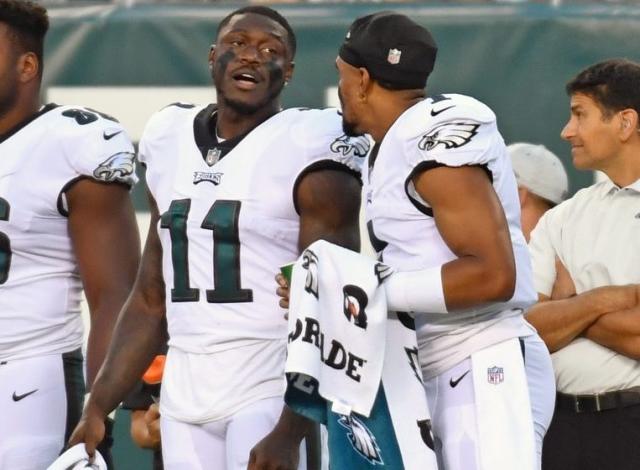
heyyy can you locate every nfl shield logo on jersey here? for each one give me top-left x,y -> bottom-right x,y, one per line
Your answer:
387,48 -> 402,65
487,366 -> 504,385
205,147 -> 222,166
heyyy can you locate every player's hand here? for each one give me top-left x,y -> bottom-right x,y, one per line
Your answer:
248,426 -> 300,470
67,401 -> 107,458
276,273 -> 290,311
143,403 -> 162,449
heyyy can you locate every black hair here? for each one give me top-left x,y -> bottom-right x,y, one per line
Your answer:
0,0 -> 49,68
566,58 -> 640,119
216,6 -> 296,59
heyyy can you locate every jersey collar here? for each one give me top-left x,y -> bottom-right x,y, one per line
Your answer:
0,103 -> 59,144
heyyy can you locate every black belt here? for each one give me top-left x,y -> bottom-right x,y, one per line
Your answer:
556,388 -> 640,413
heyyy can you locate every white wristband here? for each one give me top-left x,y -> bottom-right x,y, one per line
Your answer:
384,266 -> 448,314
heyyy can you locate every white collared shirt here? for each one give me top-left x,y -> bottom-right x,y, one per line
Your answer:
529,178 -> 640,394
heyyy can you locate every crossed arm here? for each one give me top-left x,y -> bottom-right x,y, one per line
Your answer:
525,259 -> 640,357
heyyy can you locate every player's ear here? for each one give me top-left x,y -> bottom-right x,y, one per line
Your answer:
18,52 -> 39,83
284,61 -> 295,85
358,67 -> 372,101
208,44 -> 216,69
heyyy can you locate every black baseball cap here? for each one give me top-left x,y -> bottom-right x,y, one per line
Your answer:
339,12 -> 438,90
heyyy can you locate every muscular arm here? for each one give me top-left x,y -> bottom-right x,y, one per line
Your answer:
88,195 -> 167,414
249,169 -> 361,470
413,165 -> 516,309
67,179 -> 140,387
584,303 -> 640,358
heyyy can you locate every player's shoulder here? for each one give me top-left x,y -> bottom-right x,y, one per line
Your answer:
283,107 -> 370,170
49,104 -> 128,140
396,93 -> 496,140
281,107 -> 341,136
142,102 -> 204,141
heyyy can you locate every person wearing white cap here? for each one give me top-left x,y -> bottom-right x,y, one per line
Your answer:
507,143 -> 569,241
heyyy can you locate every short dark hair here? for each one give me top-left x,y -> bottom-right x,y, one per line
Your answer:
566,58 -> 640,119
0,0 -> 49,67
216,6 -> 296,59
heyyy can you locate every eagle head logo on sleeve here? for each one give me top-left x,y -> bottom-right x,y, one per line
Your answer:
338,414 -> 384,465
93,152 -> 136,183
301,249 -> 319,299
343,285 -> 369,330
330,135 -> 371,159
418,122 -> 480,151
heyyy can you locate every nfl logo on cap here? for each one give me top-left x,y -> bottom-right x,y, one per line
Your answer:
487,366 -> 504,385
387,48 -> 401,65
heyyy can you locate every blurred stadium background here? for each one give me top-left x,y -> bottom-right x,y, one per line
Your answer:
39,0 -> 640,467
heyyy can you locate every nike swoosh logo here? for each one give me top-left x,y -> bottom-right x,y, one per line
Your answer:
103,130 -> 123,140
12,389 -> 38,401
430,105 -> 455,117
449,370 -> 470,388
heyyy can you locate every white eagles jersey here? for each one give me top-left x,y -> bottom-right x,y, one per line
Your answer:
0,104 -> 137,362
363,94 -> 536,379
139,105 -> 368,355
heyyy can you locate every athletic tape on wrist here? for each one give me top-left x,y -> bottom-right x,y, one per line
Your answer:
384,266 -> 447,314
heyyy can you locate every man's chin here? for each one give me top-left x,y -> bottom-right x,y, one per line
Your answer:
225,98 -> 263,115
342,119 -> 364,137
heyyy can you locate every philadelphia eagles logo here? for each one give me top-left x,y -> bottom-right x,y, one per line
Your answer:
330,134 -> 370,159
301,249 -> 319,299
338,414 -> 384,465
93,152 -> 135,183
418,122 -> 480,151
343,285 -> 369,330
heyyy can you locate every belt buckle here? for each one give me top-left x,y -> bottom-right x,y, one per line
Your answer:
574,393 -> 601,413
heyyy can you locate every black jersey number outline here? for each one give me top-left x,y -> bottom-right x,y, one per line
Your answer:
160,199 -> 253,303
0,198 -> 11,284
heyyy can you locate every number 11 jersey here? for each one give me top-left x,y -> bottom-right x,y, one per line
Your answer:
139,104 -> 368,355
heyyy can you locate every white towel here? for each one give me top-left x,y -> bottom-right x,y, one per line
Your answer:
284,240 -> 437,470
46,444 -> 107,470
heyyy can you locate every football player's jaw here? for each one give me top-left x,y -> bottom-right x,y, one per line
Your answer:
336,58 -> 364,137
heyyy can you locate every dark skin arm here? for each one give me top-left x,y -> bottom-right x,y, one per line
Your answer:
69,194 -> 167,456
248,169 -> 361,470
413,165 -> 516,309
67,179 -> 140,388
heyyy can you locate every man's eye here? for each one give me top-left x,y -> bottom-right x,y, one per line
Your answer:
231,40 -> 243,47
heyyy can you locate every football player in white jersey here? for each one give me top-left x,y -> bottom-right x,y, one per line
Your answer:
0,1 -> 140,469
70,6 -> 368,470
332,12 -> 556,470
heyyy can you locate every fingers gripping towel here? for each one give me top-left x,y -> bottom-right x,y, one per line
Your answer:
47,444 -> 107,470
284,240 -> 437,470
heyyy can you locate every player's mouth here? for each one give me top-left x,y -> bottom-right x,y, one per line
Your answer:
232,70 -> 262,91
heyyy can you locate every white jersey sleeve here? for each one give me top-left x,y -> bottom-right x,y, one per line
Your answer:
290,108 -> 369,175
402,94 -> 499,172
60,106 -> 137,186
